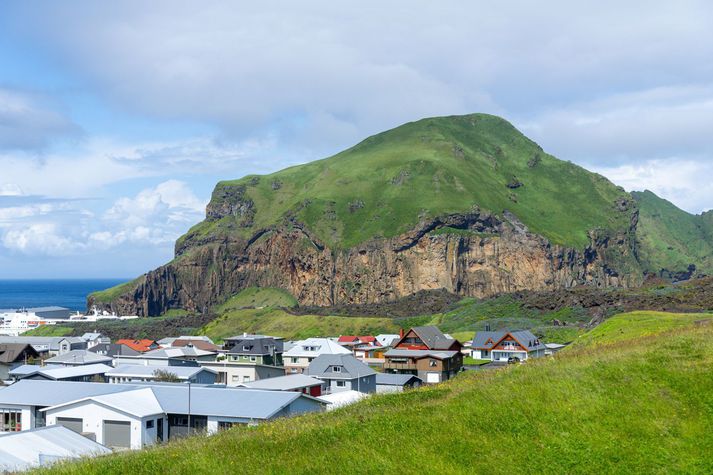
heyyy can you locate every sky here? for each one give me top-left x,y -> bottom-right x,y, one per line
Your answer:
0,1 -> 712,278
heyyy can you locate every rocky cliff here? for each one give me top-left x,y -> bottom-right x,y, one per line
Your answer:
90,205 -> 642,316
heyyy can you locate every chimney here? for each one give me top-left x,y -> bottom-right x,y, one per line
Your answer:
399,328 -> 404,339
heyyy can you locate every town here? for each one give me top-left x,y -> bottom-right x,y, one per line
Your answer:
0,324 -> 563,471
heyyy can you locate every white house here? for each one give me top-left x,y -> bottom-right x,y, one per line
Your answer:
283,338 -> 351,374
470,330 -> 546,362
0,380 -> 326,449
106,365 -> 217,384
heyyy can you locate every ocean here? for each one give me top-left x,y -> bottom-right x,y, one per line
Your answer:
0,279 -> 128,311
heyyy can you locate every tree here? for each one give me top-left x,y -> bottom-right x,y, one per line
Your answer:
153,369 -> 181,383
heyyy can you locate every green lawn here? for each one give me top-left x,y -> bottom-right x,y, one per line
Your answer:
462,357 -> 490,365
42,311 -> 713,474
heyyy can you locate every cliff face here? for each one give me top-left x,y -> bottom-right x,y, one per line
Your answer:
91,206 -> 642,316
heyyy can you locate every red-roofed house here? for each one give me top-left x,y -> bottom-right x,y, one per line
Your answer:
115,339 -> 159,353
337,336 -> 378,347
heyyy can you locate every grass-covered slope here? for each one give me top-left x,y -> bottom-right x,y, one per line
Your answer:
181,113 -> 632,250
44,312 -> 713,474
633,190 -> 713,276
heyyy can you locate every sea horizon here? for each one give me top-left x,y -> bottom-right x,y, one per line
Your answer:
0,278 -> 128,311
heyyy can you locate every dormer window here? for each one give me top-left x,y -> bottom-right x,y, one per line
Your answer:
243,345 -> 251,351
332,366 -> 342,373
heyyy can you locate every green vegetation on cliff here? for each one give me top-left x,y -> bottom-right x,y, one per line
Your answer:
43,312 -> 713,474
180,113 -> 633,251
633,190 -> 713,276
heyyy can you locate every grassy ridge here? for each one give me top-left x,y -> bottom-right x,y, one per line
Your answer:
181,114 -> 632,250
42,312 -> 713,474
633,190 -> 713,275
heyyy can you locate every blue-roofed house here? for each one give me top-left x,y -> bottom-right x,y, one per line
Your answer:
375,373 -> 422,393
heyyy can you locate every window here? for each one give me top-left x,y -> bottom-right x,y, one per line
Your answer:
332,366 -> 342,373
243,345 -> 251,351
291,357 -> 299,364
218,421 -> 234,431
250,356 -> 257,362
243,375 -> 251,382
232,375 -> 240,382
336,381 -> 346,387
0,409 -> 21,432
429,359 -> 438,367
146,419 -> 155,429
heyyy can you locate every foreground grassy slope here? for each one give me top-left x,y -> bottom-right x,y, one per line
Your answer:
44,313 -> 713,474
181,113 -> 632,250
633,190 -> 713,275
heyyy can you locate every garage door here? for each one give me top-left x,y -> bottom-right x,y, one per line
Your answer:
56,417 -> 83,434
103,420 -> 131,448
426,372 -> 441,384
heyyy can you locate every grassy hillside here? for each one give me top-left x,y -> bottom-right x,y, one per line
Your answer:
633,190 -> 713,276
43,312 -> 713,474
570,310 -> 713,347
181,114 -> 632,251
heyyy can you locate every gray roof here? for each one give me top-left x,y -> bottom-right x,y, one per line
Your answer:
224,336 -> 284,355
384,349 -> 459,359
306,354 -> 376,379
242,374 -> 324,391
0,380 -> 324,420
0,336 -> 65,352
404,326 -> 458,350
89,343 -> 141,357
375,373 -> 422,386
107,365 -> 217,379
471,330 -> 545,351
25,364 -> 112,381
0,380 -> 132,407
0,343 -> 39,363
8,364 -> 42,376
45,350 -> 113,365
0,425 -> 111,472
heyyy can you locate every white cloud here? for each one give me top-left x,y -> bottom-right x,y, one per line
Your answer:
2,223 -> 84,256
0,184 -> 23,196
592,159 -> 713,214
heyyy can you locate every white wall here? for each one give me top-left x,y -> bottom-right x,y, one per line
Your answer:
44,401 -> 157,450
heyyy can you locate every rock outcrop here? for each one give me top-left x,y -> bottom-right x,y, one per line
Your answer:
90,207 -> 642,316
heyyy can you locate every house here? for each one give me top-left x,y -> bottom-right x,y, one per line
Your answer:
0,343 -> 40,379
0,380 -> 326,445
44,350 -> 113,367
544,342 -> 567,356
57,337 -> 88,355
106,365 -> 217,384
157,335 -> 214,348
206,334 -> 285,385
241,374 -> 326,397
89,343 -> 141,358
470,330 -> 546,362
337,335 -> 378,348
171,338 -> 220,352
79,332 -> 108,349
375,373 -> 422,393
383,326 -> 463,383
114,346 -> 217,367
9,363 -> 112,382
0,425 -> 111,472
306,354 -> 376,394
115,339 -> 159,353
352,345 -> 390,363
283,338 -> 351,374
0,336 -> 79,357
375,334 -> 401,347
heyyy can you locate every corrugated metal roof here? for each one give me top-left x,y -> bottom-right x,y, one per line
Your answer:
34,363 -> 112,380
107,365 -> 216,379
306,354 -> 376,379
0,380 -> 131,406
45,350 -> 113,365
242,374 -> 324,391
283,338 -> 351,358
43,387 -> 164,418
0,425 -> 110,472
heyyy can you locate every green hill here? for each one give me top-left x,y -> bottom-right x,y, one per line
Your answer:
633,190 -> 713,277
180,113 -> 632,250
42,312 -> 713,474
